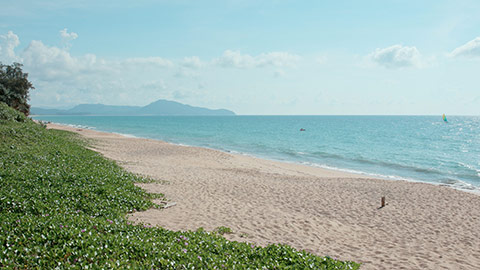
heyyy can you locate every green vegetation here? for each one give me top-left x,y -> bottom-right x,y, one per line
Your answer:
0,62 -> 35,115
0,102 -> 26,122
215,226 -> 233,235
0,110 -> 360,269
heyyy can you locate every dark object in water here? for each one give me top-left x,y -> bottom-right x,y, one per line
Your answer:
300,128 -> 306,131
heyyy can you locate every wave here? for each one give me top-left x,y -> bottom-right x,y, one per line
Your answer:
36,115 -> 480,194
309,150 -> 446,177
114,132 -> 138,138
303,161 -> 480,194
458,162 -> 480,177
50,122 -> 95,130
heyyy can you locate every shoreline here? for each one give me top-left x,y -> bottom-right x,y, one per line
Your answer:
43,120 -> 479,195
47,123 -> 480,270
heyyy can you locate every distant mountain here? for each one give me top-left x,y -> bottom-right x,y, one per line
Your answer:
140,100 -> 235,116
29,108 -> 65,115
31,99 -> 235,116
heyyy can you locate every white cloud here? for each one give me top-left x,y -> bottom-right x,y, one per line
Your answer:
0,30 -> 178,107
22,40 -> 101,81
215,50 -> 255,68
174,67 -> 198,78
2,30 -> 310,110
59,28 -> 78,49
368,45 -> 421,68
0,31 -> 20,62
215,50 -> 300,68
124,57 -> 173,67
261,52 -> 300,67
60,28 -> 78,42
450,37 -> 480,58
181,56 -> 203,68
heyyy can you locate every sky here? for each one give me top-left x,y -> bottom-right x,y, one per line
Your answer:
1,0 -> 479,115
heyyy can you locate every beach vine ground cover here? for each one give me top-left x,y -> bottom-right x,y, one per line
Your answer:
0,106 -> 360,269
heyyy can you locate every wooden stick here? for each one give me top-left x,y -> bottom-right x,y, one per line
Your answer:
381,196 -> 385,208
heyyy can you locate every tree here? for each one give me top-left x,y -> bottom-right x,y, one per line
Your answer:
0,62 -> 35,115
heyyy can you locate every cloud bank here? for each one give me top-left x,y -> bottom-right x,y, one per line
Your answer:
124,57 -> 173,67
368,45 -> 421,68
215,50 -> 300,68
0,30 -> 305,108
181,56 -> 203,69
22,40 -> 101,81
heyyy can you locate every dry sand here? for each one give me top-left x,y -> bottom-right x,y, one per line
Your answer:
49,123 -> 480,270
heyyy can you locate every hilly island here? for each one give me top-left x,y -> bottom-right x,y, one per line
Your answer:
31,99 -> 235,116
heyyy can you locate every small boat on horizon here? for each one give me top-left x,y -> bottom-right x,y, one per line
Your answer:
443,114 -> 448,123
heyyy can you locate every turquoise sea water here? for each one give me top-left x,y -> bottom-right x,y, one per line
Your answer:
34,115 -> 480,192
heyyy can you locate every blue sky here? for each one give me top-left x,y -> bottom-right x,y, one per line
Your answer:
1,0 -> 479,115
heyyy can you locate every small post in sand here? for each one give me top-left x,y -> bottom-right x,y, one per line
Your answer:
381,196 -> 386,208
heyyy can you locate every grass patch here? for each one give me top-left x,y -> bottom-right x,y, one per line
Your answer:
215,226 -> 233,235
0,102 -> 27,122
0,117 -> 360,269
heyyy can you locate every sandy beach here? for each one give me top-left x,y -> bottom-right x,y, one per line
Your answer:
49,123 -> 480,270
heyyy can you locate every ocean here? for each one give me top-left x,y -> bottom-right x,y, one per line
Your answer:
33,115 -> 480,192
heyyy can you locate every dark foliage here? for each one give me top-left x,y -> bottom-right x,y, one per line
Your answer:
0,62 -> 34,115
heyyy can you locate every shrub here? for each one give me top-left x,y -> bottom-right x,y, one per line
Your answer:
0,120 -> 360,269
0,101 -> 26,122
0,62 -> 35,115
